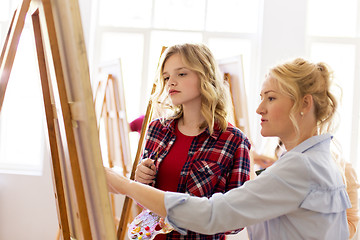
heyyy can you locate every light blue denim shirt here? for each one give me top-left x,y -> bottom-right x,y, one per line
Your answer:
164,134 -> 351,240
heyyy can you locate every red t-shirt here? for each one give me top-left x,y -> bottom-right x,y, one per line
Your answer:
155,124 -> 194,240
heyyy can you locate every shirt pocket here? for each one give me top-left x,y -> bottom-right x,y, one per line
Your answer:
187,160 -> 223,197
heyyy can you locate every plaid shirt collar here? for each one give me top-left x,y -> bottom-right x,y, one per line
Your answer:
161,118 -> 222,140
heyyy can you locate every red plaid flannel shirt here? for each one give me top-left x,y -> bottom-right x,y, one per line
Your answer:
142,119 -> 251,240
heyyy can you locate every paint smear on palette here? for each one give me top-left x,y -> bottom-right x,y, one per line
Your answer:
128,209 -> 174,239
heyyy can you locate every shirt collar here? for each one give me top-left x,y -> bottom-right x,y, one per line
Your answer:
288,133 -> 333,154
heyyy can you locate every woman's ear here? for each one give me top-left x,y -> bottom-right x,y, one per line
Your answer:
301,94 -> 314,114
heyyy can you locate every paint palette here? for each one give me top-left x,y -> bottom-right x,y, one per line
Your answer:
128,209 -> 174,240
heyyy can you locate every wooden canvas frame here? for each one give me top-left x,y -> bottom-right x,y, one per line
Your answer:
0,0 -> 116,239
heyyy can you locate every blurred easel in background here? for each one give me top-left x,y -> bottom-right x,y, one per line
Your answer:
219,55 -> 255,179
93,59 -> 132,228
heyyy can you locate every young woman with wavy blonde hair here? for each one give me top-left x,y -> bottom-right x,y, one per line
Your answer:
133,43 -> 251,240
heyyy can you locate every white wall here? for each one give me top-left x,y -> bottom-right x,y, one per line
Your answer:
253,0 -> 307,149
0,152 -> 59,240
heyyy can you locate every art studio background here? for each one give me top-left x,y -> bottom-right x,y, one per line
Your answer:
0,0 -> 359,239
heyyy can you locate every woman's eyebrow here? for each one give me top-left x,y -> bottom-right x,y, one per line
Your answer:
162,67 -> 187,75
260,90 -> 276,96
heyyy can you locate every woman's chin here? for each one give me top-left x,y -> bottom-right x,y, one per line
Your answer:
260,131 -> 274,137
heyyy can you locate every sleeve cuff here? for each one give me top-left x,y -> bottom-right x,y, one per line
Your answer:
164,192 -> 190,235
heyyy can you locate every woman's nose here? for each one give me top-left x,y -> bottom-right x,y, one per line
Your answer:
256,103 -> 265,115
167,78 -> 176,86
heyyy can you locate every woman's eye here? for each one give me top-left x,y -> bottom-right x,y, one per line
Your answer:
179,73 -> 186,77
164,77 -> 169,81
268,97 -> 275,101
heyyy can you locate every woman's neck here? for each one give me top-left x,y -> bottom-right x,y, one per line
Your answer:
282,128 -> 317,151
178,110 -> 205,136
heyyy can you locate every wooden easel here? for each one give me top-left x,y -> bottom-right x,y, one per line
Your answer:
93,63 -> 132,227
94,63 -> 131,177
0,0 -> 116,239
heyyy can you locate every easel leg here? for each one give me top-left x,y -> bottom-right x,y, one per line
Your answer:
31,8 -> 71,240
102,94 -> 118,225
39,0 -> 93,238
0,0 -> 31,112
0,10 -> 17,66
117,85 -> 155,239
